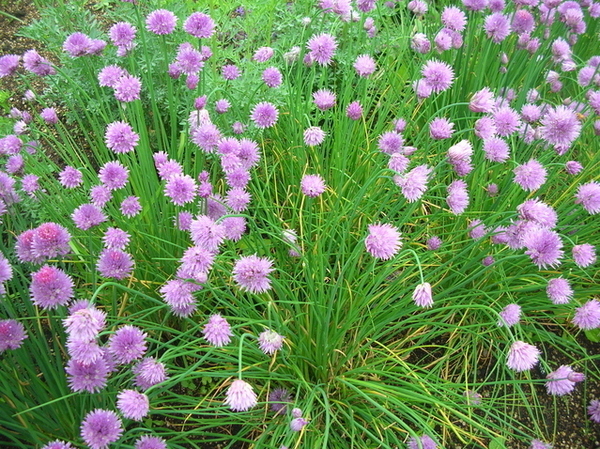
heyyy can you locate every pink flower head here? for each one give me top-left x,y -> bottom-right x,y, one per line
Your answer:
421,59 -> 454,93
258,329 -> 285,355
378,131 -> 404,154
203,314 -> 233,346
31,222 -> 71,260
523,228 -> 563,269
483,137 -> 510,163
306,33 -> 338,66
63,32 -> 93,57
313,89 -> 336,111
572,299 -> 600,330
133,357 -> 168,390
346,101 -> 363,120
98,65 -> 126,88
114,75 -> 141,102
493,106 -> 521,137
99,161 -> 129,190
498,303 -> 521,327
117,389 -> 149,421
190,215 -> 225,251
572,243 -> 596,268
164,174 -> 197,206
134,436 -> 167,449
446,180 -> 469,214
97,249 -> 134,280
105,121 -> 139,154
63,305 -> 106,342
120,196 -> 141,217
588,400 -> 600,423
80,409 -> 123,449
233,255 -> 274,293
517,199 -> 557,229
354,54 -> 376,77
304,126 -> 326,146
0,54 -> 20,78
513,159 -> 547,191
146,9 -> 177,35
222,64 -> 241,80
108,325 -> 147,365
412,282 -> 433,308
183,12 -> 215,38
253,46 -> 274,62
23,49 -> 55,76
109,22 -> 136,50
546,277 -> 573,304
429,117 -> 454,139
0,319 -> 28,353
393,165 -> 432,202
224,379 -> 257,412
365,223 -> 402,260
546,365 -> 584,395
484,12 -> 512,43
30,265 -> 74,309
262,66 -> 283,87
442,6 -> 467,31
250,102 -> 278,128
469,87 -> 495,113
506,340 -> 539,372
40,107 -> 59,124
300,174 -> 326,197
575,182 -> 600,214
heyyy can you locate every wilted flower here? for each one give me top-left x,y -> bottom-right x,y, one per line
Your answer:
413,282 -> 433,308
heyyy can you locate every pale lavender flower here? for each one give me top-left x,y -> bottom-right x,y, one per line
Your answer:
540,105 -> 581,150
469,87 -> 495,113
175,43 -> 204,75
469,219 -> 487,240
133,357 -> 168,390
114,75 -> 141,102
313,89 -> 336,111
253,46 -> 274,62
463,0 -> 487,10
546,277 -> 573,304
120,196 -> 141,217
446,180 -> 469,214
513,160 -> 547,191
413,282 -> 433,308
262,66 -> 282,87
159,279 -> 197,317
506,340 -> 539,372
214,98 -> 229,113
225,379 -> 257,412
474,116 -> 497,139
0,319 -> 27,353
99,161 -> 129,190
191,122 -> 222,153
498,303 -> 521,327
572,243 -> 596,268
178,245 -> 215,280
22,49 -> 55,76
222,64 -> 241,80
530,440 -> 553,449
30,264 -> 74,309
442,6 -> 467,31
545,365 -> 584,396
164,174 -> 197,206
575,182 -> 600,214
66,357 -> 109,393
134,436 -> 167,449
572,299 -> 600,330
411,33 -> 431,54
300,174 -> 327,197
63,32 -> 92,57
389,153 -> 409,173
190,215 -> 225,250
483,137 -> 510,163
41,441 -> 74,449
146,9 -> 177,35
203,314 -> 232,347
588,400 -> 600,423
90,185 -> 112,208
40,107 -> 59,124
251,102 -> 279,128
306,33 -> 337,66
98,65 -> 126,87
233,255 -> 274,293
0,134 -> 22,154
109,22 -> 136,51
408,0 -> 428,16
183,12 -> 215,38
565,161 -> 583,175
15,230 -> 41,263
484,13 -> 511,43
354,54 -> 376,77
421,60 -> 454,93
97,249 -> 134,280
394,165 -> 432,202
117,389 -> 149,421
258,329 -> 285,355
426,236 -> 442,251
0,54 -> 20,78
64,305 -> 106,341
493,106 -> 521,137
80,409 -> 123,449
304,126 -> 326,146
67,338 -> 103,365
378,131 -> 404,154
105,121 -> 139,154
429,117 -> 454,139
59,166 -> 83,188
408,435 -> 437,449
365,223 -> 402,260
521,104 -> 542,123
108,325 -> 147,364
523,228 -> 563,269
517,199 -> 557,229
226,188 -> 251,212
512,9 -> 535,34
290,418 -> 309,432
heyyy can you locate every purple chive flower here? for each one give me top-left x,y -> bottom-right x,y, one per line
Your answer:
41,441 -> 74,449
258,329 -> 285,355
411,33 -> 431,54
0,319 -> 27,353
540,105 -> 581,151
178,245 -> 215,280
159,279 -> 197,317
66,357 -> 109,393
493,106 -> 521,137
109,21 -> 136,50
469,219 -> 487,240
5,153 -> 23,175
225,188 -> 251,212
175,43 -> 204,75
64,305 -> 106,341
30,265 -> 74,309
442,6 -> 467,31
313,89 -> 336,111
484,13 -> 512,43
546,365 -> 584,396
184,12 -> 215,38
0,54 -> 20,77
306,33 -> 338,66
523,228 -> 564,269
290,418 -> 309,432
97,249 -> 134,280
421,59 -> 454,93
214,98 -> 230,114
59,166 -> 83,188
364,223 -> 402,260
517,199 -> 557,229
512,9 -> 535,34
90,185 -> 112,208
269,388 -> 292,415
134,436 -> 167,449
429,117 -> 454,139
22,49 -> 55,76
572,299 -> 600,330
506,340 -> 540,372
513,160 -> 547,191
203,314 -> 233,347
40,107 -> 59,124
222,64 -> 241,80
529,440 -> 553,449
15,229 -> 41,263
546,277 -> 573,304
565,161 -> 583,175
253,46 -> 274,62
474,116 -> 497,139
120,196 -> 141,217
105,121 -> 139,154
426,236 -> 442,251
572,243 -> 595,268
483,137 -> 510,163
232,255 -> 274,293
389,153 -> 409,173
225,379 -> 257,412
394,165 -> 432,202
446,180 -> 469,214
378,131 -> 404,154
588,400 -> 600,423
190,215 -> 225,251
469,87 -> 496,113
31,222 -> 71,260
0,134 -> 22,154
0,254 -> 13,294
521,104 -> 542,123
114,75 -> 141,102
99,161 -> 129,190
304,126 -> 326,146
175,211 -> 193,232
498,303 -> 521,327
164,174 -> 197,206
413,282 -> 433,308
80,409 -> 123,449
146,9 -> 177,35
108,325 -> 147,365
408,435 -> 437,449
251,102 -> 279,128
133,357 -> 168,390
575,182 -> 600,214
301,174 -> 326,197
354,54 -> 376,77
408,0 -> 428,16
262,66 -> 283,87
117,389 -> 149,421
191,122 -> 221,153
63,32 -> 92,57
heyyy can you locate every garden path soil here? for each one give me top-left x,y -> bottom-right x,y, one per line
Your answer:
2,1 -> 600,448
